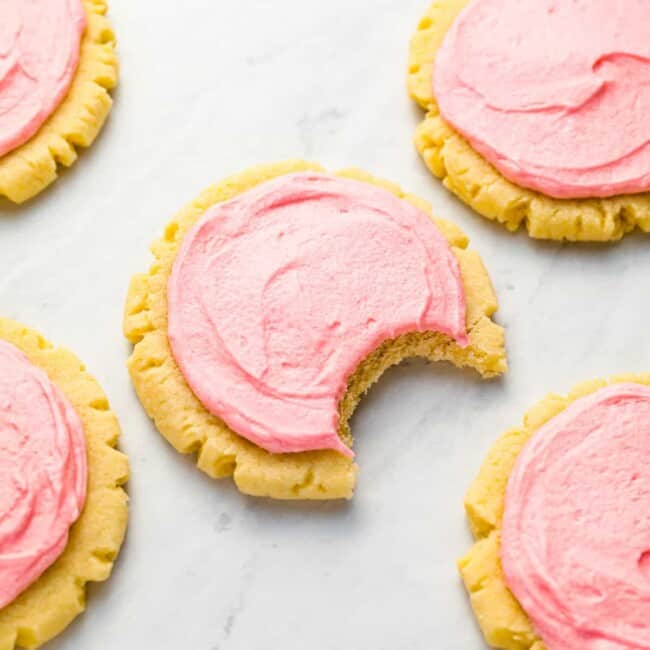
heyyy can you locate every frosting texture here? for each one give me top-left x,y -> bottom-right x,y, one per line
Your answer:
167,172 -> 468,456
0,0 -> 86,157
434,0 -> 650,199
0,339 -> 87,610
501,383 -> 650,650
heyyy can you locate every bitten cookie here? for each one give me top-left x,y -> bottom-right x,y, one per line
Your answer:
408,0 -> 650,241
0,0 -> 118,204
459,375 -> 650,650
124,160 -> 506,500
0,318 -> 129,650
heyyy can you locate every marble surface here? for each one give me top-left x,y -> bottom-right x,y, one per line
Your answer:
1,0 -> 649,648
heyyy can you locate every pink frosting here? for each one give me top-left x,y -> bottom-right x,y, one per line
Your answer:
0,0 -> 86,157
501,383 -> 650,650
434,0 -> 650,199
0,340 -> 87,610
167,172 -> 468,456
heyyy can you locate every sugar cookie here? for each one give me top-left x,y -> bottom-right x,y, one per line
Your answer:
408,0 -> 650,240
0,0 -> 118,204
124,160 -> 506,499
459,375 -> 650,650
0,318 -> 128,650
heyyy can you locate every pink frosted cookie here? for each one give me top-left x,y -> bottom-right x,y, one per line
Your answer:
460,377 -> 650,650
0,0 -> 118,203
408,0 -> 650,240
0,319 -> 128,650
0,339 -> 87,611
124,161 -> 506,499
0,0 -> 85,158
434,0 -> 650,199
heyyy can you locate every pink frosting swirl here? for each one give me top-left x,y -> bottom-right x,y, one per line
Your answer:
167,173 -> 468,456
0,0 -> 86,157
434,0 -> 650,198
502,383 -> 650,650
0,340 -> 87,610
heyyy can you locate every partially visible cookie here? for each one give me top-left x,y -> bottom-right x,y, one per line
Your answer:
408,0 -> 650,241
0,0 -> 118,204
0,318 -> 129,650
459,374 -> 650,650
124,160 -> 506,500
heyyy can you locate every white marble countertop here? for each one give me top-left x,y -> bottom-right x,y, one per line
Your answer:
1,0 -> 649,648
